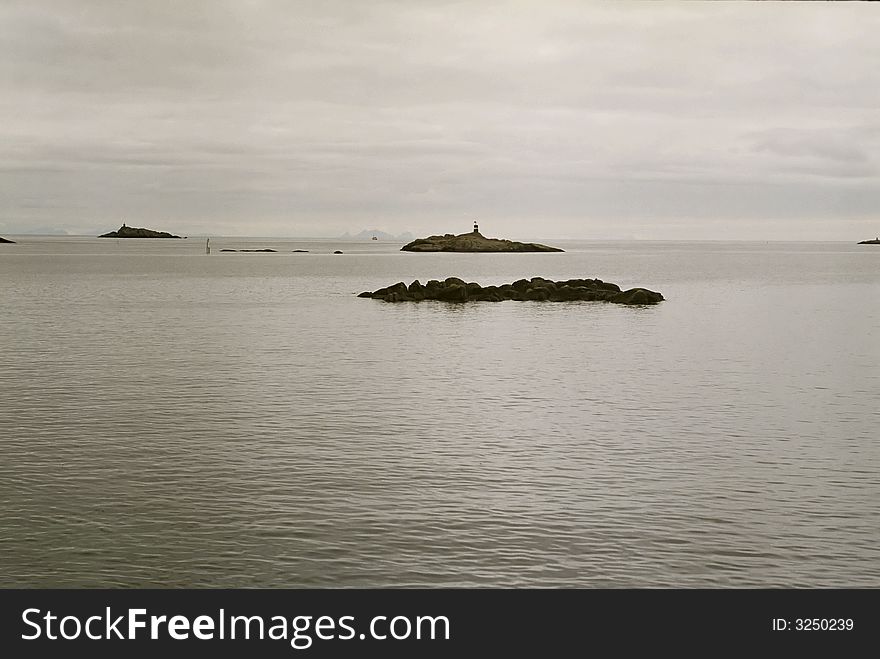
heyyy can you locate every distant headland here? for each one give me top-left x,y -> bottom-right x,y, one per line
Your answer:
99,224 -> 182,239
359,276 -> 663,305
857,237 -> 880,244
401,222 -> 563,253
0,236 -> 14,244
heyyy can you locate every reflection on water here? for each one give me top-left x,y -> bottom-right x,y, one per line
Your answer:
1,238 -> 878,586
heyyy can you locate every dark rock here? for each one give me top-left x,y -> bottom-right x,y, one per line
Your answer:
611,288 -> 665,305
595,280 -> 621,292
334,250 -> 344,254
292,249 -> 309,252
858,238 -> 880,244
555,285 -> 577,301
580,289 -> 613,302
524,287 -> 549,301
0,236 -> 15,243
436,284 -> 468,302
406,280 -> 426,301
220,249 -> 237,252
388,282 -> 409,296
472,285 -> 504,302
371,282 -> 407,299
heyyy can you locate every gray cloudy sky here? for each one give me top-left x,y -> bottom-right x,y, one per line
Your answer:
1,1 -> 878,239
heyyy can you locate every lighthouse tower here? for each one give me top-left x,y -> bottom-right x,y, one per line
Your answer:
473,220 -> 479,234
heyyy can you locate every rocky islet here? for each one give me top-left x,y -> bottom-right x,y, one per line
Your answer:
359,276 -> 663,305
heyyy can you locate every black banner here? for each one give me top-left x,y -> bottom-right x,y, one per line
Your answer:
0,589 -> 874,656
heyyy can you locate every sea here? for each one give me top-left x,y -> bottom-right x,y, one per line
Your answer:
1,236 -> 877,587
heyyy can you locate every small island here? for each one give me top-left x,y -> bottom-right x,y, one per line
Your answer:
359,276 -> 663,305
99,223 -> 182,238
0,236 -> 14,244
857,237 -> 879,244
401,222 -> 563,252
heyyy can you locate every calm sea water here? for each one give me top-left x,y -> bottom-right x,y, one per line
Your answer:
1,236 -> 878,587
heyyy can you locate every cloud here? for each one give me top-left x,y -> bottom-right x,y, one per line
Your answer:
746,126 -> 877,181
1,1 -> 879,238
750,128 -> 870,163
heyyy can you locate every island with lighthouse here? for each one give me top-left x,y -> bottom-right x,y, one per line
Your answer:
401,221 -> 563,252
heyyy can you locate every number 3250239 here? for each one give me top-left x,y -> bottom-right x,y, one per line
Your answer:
796,619 -> 854,631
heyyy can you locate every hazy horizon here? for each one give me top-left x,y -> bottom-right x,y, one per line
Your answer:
2,229 -> 877,244
2,1 -> 879,241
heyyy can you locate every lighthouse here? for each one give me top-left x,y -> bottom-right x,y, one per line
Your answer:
473,220 -> 479,234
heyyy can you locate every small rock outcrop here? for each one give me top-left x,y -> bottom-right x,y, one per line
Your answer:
99,224 -> 182,238
401,231 -> 562,252
857,238 -> 880,244
0,236 -> 14,244
220,248 -> 277,252
359,277 -> 663,305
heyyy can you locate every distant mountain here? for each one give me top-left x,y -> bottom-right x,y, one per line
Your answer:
0,226 -> 69,235
339,229 -> 414,241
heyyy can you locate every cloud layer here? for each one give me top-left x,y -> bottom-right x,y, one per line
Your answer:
2,1 -> 878,239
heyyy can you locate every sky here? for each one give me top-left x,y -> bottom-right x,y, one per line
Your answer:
1,1 -> 878,240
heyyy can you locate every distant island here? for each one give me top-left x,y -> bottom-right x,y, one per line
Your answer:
99,224 -> 182,238
340,229 -> 414,241
0,236 -> 14,244
857,237 -> 879,244
401,222 -> 562,252
359,276 -> 663,305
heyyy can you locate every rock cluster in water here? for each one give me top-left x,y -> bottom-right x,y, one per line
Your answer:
857,238 -> 880,244
99,225 -> 182,238
220,248 -> 277,252
401,231 -> 562,252
359,277 -> 663,305
0,236 -> 14,243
